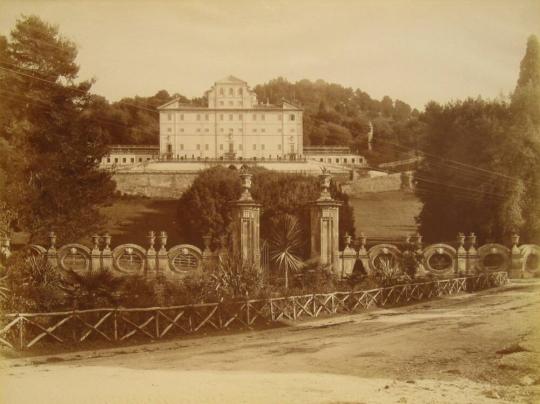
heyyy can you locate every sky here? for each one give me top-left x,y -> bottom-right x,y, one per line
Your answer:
0,0 -> 539,110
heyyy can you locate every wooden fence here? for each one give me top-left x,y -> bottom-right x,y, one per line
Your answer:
0,272 -> 507,351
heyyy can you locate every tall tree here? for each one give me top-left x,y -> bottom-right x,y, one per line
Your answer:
415,35 -> 540,243
0,15 -> 114,241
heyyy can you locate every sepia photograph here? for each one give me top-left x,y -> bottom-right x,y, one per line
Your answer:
0,0 -> 539,403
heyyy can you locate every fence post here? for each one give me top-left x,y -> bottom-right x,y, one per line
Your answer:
113,309 -> 118,342
155,309 -> 160,339
18,315 -> 25,351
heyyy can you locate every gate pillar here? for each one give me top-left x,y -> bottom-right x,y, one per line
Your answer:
232,172 -> 261,269
310,172 -> 342,273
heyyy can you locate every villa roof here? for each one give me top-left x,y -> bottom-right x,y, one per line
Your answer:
215,75 -> 247,84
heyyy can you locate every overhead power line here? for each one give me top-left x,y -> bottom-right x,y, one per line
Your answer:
0,64 -> 159,114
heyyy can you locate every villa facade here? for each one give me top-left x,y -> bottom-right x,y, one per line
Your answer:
158,76 -> 303,160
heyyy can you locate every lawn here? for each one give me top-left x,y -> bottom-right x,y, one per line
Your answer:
93,191 -> 421,248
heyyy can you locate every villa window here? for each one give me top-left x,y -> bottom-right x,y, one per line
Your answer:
238,88 -> 243,95
252,114 -> 257,121
114,158 -> 118,163
261,129 -> 266,133
219,88 -> 224,95
205,144 -> 209,150
130,158 -> 134,163
261,144 -> 265,150
219,101 -> 224,106
239,114 -> 243,120
167,127 -> 172,132
180,144 -> 184,150
220,144 -> 223,150
107,158 -> 111,163
220,114 -> 224,120
352,158 -> 356,163
196,144 -> 200,150
278,145 -> 282,150
179,114 -> 184,120
253,144 -> 257,150
138,158 -> 142,162
229,114 -> 233,121
239,144 -> 243,151
261,114 -> 265,120
196,114 -> 201,121
205,114 -> 209,120
229,88 -> 233,95
167,113 -> 172,120
122,158 -> 126,163
290,114 -> 295,121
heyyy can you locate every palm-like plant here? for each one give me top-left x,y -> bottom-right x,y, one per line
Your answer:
268,214 -> 304,289
0,274 -> 9,302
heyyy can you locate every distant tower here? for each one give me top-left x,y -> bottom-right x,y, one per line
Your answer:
367,121 -> 374,151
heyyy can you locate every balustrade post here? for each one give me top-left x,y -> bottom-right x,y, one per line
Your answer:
101,233 -> 113,271
91,234 -> 101,270
466,233 -> 478,275
202,234 -> 214,270
340,233 -> 357,278
157,231 -> 169,274
357,233 -> 370,275
18,315 -> 25,351
47,231 -> 58,268
146,231 -> 157,275
509,233 -> 523,279
456,232 -> 467,275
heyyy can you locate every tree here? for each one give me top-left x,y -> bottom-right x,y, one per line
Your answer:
415,35 -> 540,243
0,15 -> 114,241
176,167 -> 355,254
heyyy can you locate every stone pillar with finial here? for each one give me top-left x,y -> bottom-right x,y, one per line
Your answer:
466,232 -> 478,275
157,231 -> 168,273
509,233 -> 522,279
146,231 -> 157,274
310,171 -> 343,274
47,231 -> 58,268
91,234 -> 101,271
457,232 -> 467,275
231,171 -> 261,268
101,233 -> 112,271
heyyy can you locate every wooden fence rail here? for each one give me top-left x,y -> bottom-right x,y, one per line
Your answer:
0,272 -> 508,351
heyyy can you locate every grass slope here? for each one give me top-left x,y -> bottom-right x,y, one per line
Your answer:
94,191 -> 421,247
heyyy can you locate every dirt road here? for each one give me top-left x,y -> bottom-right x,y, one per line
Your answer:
1,280 -> 539,403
